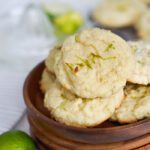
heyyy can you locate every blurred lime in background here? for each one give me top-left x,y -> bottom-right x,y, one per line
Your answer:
43,4 -> 84,37
53,11 -> 84,35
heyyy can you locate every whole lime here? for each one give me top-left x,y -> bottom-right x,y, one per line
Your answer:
0,130 -> 36,150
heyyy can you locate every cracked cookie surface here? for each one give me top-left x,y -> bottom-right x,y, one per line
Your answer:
54,28 -> 134,98
128,41 -> 150,85
44,77 -> 124,127
111,84 -> 150,123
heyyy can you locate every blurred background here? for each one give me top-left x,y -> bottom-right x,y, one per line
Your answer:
0,0 -> 149,134
0,0 -> 100,134
0,0 -> 101,73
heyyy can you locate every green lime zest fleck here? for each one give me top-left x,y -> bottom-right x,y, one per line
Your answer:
90,53 -> 103,58
131,45 -> 138,53
137,60 -> 145,65
90,53 -> 116,61
60,94 -> 68,109
61,94 -> 68,100
129,85 -> 148,99
89,44 -> 99,54
65,62 -> 84,72
66,52 -> 116,72
105,43 -> 115,52
89,53 -> 103,63
59,101 -> 68,109
65,63 -> 74,71
76,56 -> 92,69
75,35 -> 80,42
76,63 -> 84,67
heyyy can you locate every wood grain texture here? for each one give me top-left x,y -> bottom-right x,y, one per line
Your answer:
29,115 -> 150,150
136,144 -> 150,150
23,62 -> 150,149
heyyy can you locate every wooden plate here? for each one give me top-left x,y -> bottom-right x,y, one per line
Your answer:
23,62 -> 150,145
29,115 -> 150,150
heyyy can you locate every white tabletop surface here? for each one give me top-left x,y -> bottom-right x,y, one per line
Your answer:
15,114 -> 30,134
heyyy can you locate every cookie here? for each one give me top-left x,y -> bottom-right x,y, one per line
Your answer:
128,41 -> 150,85
54,28 -> 134,98
40,69 -> 56,93
111,84 -> 150,123
136,10 -> 150,40
44,79 -> 124,127
92,0 -> 144,28
45,45 -> 61,73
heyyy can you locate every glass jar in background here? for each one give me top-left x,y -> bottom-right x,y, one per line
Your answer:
42,1 -> 84,39
0,1 -> 56,74
0,0 -> 96,74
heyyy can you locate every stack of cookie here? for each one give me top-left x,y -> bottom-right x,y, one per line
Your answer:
111,41 -> 150,123
92,0 -> 150,40
40,28 -> 150,127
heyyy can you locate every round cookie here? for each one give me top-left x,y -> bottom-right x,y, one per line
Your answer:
54,28 -> 134,98
111,84 -> 150,124
136,10 -> 150,40
45,45 -> 61,73
92,0 -> 144,28
44,79 -> 124,128
128,41 -> 150,85
40,69 -> 56,93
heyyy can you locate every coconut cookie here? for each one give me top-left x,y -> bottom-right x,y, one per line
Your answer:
54,28 -> 134,98
45,45 -> 61,73
111,84 -> 150,124
40,69 -> 56,93
128,41 -> 150,85
136,10 -> 150,40
92,0 -> 144,28
44,79 -> 124,127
